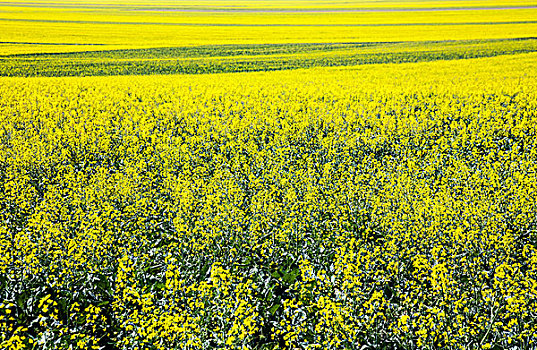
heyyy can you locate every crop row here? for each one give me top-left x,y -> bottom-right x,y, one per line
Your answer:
1,38 -> 537,77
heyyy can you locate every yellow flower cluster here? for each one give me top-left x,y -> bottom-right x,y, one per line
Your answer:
1,49 -> 536,349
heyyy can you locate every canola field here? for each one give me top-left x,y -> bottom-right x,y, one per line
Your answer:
1,1 -> 537,349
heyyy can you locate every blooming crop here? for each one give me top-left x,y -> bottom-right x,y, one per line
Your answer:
1,1 -> 537,349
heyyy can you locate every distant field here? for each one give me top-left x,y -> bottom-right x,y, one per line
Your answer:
2,38 -> 537,77
1,0 -> 537,53
2,0 -> 537,69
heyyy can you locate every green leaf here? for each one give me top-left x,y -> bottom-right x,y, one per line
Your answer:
269,304 -> 280,315
282,268 -> 300,284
